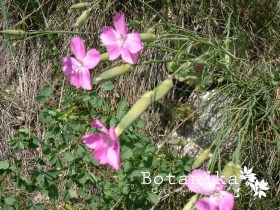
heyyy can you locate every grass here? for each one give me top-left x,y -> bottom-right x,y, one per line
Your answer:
0,0 -> 279,209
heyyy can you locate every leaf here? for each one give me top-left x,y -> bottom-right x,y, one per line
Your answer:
77,173 -> 88,184
81,93 -> 91,101
88,172 -> 97,183
101,81 -> 114,91
122,147 -> 133,160
116,99 -> 127,120
69,123 -> 80,131
135,120 -> 144,128
4,196 -> 16,205
35,95 -> 46,104
145,144 -> 155,153
19,141 -> 25,150
127,169 -> 140,180
35,173 -> 45,183
47,110 -> 57,116
0,160 -> 9,169
67,189 -> 77,198
64,151 -> 75,162
34,204 -> 45,210
109,117 -> 117,127
147,192 -> 158,203
40,85 -> 53,97
18,128 -> 30,134
46,185 -> 59,201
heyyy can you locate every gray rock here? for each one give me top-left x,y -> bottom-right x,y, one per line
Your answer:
170,90 -> 231,156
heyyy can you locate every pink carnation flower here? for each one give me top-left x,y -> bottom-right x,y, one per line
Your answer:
187,169 -> 234,210
63,36 -> 101,90
82,119 -> 121,170
100,13 -> 144,64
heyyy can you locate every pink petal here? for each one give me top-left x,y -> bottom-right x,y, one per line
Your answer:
125,33 -> 144,53
82,134 -> 102,149
210,175 -> 225,191
113,13 -> 128,37
100,26 -> 120,45
106,43 -> 122,60
62,56 -> 75,75
107,143 -> 121,170
108,126 -> 118,142
187,170 -> 224,196
196,196 -> 219,210
64,58 -> 83,89
79,67 -> 92,90
121,47 -> 139,64
218,191 -> 234,210
68,73 -> 81,88
91,119 -> 110,135
83,48 -> 101,69
94,139 -> 109,164
70,36 -> 86,61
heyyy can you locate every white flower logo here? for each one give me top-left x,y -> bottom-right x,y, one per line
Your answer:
240,166 -> 257,185
252,179 -> 270,198
239,166 -> 269,199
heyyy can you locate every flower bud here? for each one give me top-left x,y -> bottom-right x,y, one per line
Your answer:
115,91 -> 155,136
70,2 -> 90,9
221,162 -> 241,190
182,194 -> 198,210
154,77 -> 173,101
115,77 -> 173,136
140,33 -> 157,43
1,29 -> 26,36
75,8 -> 92,27
96,64 -> 133,82
192,148 -> 211,169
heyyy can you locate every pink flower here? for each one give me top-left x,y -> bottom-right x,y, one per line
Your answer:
186,169 -> 234,210
82,119 -> 121,170
63,36 -> 101,90
100,13 -> 144,64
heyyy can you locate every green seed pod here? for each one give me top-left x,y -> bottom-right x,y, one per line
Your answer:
75,8 -> 92,27
140,33 -> 157,43
221,162 -> 241,190
115,91 -> 155,137
182,194 -> 198,210
96,64 -> 133,82
100,52 -> 109,62
70,2 -> 90,9
154,77 -> 173,101
1,29 -> 26,36
192,148 -> 211,169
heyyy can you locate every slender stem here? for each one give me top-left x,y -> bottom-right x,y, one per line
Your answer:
27,30 -> 96,35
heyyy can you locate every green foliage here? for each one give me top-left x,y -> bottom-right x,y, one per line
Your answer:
0,89 -> 192,209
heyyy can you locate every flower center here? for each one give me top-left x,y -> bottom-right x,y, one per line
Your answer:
73,61 -> 83,72
117,34 -> 126,47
